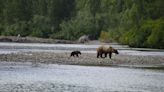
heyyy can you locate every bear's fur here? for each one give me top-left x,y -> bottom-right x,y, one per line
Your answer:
70,51 -> 81,57
97,46 -> 119,59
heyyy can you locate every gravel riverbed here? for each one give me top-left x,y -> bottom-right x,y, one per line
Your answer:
0,51 -> 164,66
0,42 -> 164,92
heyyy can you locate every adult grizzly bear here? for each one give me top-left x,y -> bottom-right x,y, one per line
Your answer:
70,51 -> 81,57
97,46 -> 119,59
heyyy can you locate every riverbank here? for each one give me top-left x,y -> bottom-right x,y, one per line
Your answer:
0,36 -> 76,44
0,51 -> 164,67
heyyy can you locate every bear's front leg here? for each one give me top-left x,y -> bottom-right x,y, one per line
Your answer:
76,54 -> 79,57
109,52 -> 112,59
70,53 -> 73,57
97,52 -> 100,58
104,53 -> 108,58
100,53 -> 103,58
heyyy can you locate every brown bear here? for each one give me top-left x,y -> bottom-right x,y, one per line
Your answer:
97,46 -> 119,59
70,51 -> 81,57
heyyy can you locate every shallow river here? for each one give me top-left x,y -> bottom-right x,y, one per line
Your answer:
0,42 -> 164,92
0,42 -> 164,56
0,62 -> 164,92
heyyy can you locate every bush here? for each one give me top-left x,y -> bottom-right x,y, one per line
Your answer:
51,12 -> 95,40
2,21 -> 30,37
119,26 -> 149,47
0,24 -> 4,35
99,31 -> 110,42
30,15 -> 52,38
146,19 -> 164,48
119,18 -> 164,48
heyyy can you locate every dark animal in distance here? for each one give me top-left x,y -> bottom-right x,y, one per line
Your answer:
97,46 -> 119,59
70,51 -> 81,57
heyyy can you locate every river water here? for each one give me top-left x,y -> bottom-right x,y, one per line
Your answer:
0,42 -> 164,56
0,62 -> 164,92
0,42 -> 164,92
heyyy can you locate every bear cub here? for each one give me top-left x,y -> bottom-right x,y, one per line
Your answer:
70,51 -> 81,57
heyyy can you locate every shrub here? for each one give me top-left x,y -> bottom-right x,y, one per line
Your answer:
30,15 -> 51,38
119,18 -> 164,48
2,21 -> 30,37
99,31 -> 110,42
146,19 -> 164,48
51,12 -> 95,40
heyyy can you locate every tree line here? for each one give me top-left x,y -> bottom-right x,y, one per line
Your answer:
0,0 -> 163,48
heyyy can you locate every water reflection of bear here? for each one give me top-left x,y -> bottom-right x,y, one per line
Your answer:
97,46 -> 119,59
70,51 -> 81,57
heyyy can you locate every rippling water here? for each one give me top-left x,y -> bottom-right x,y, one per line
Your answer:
0,62 -> 164,92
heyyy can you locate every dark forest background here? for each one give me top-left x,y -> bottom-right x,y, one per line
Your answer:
0,0 -> 163,48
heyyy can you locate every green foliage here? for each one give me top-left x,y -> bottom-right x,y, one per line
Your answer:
0,0 -> 163,48
0,0 -> 75,37
119,27 -> 148,47
51,12 -> 95,40
99,31 -> 110,42
30,15 -> 51,38
2,21 -> 30,36
0,24 -> 4,35
119,19 -> 164,48
146,19 -> 164,48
